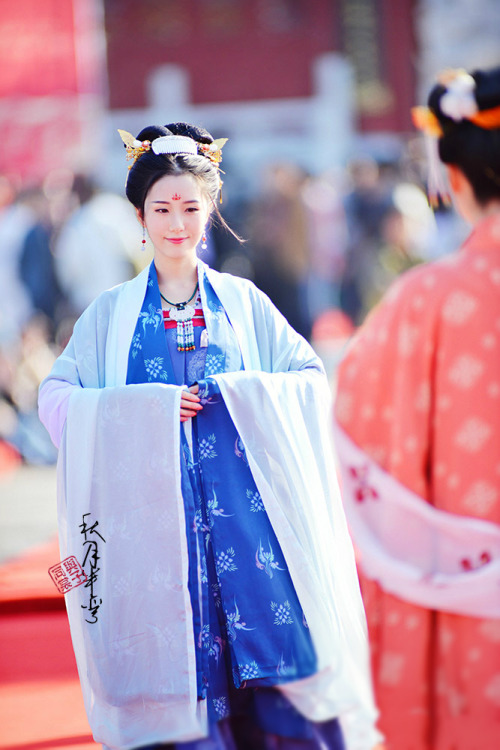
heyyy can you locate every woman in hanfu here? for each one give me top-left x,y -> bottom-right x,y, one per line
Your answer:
333,67 -> 500,750
38,123 -> 382,750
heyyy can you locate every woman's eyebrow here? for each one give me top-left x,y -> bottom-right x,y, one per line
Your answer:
151,199 -> 201,204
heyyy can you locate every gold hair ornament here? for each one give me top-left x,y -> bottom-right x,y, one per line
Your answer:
198,138 -> 228,166
198,139 -> 228,202
118,129 -> 228,202
118,129 -> 228,171
117,129 -> 151,169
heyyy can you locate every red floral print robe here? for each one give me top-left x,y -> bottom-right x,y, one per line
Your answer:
335,214 -> 500,750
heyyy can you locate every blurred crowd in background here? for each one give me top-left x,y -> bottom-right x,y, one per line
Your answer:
0,148 -> 467,469
0,169 -> 142,467
1,0 -> 496,472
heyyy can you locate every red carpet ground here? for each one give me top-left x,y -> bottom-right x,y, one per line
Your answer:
0,536 -> 96,749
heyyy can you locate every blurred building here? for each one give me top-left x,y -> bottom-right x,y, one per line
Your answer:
2,1 -> 500,193
103,0 -> 416,196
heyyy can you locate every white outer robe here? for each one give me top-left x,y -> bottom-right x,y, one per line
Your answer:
39,262 -> 381,750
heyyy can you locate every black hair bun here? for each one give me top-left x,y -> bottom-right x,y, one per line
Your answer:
472,66 -> 500,111
428,84 -> 449,123
134,122 -> 214,149
164,122 -> 214,145
135,124 -> 170,142
425,66 -> 500,206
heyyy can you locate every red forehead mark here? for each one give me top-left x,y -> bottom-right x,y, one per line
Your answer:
171,193 -> 182,201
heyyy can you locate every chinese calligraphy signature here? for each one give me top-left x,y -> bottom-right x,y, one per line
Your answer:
80,512 -> 106,624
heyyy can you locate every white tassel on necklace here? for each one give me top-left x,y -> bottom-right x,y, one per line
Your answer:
160,282 -> 198,352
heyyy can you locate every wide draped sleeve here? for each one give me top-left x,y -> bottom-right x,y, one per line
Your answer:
38,275 -> 201,749
201,273 -> 381,750
38,293 -> 109,447
39,267 -> 150,447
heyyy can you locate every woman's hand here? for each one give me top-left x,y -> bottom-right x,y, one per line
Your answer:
180,384 -> 202,422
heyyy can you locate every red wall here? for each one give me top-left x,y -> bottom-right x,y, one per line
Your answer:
358,0 -> 417,133
104,0 -> 416,133
105,0 -> 337,107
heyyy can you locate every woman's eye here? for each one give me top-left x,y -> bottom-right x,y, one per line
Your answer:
186,207 -> 199,213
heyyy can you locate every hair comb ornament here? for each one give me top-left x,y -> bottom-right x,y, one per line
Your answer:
118,129 -> 228,169
152,135 -> 198,156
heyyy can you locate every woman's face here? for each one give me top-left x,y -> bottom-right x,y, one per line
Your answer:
141,173 -> 210,261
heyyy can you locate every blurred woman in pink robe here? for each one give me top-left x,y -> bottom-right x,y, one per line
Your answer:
333,66 -> 500,750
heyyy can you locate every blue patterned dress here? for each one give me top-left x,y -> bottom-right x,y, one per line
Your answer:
127,263 -> 344,750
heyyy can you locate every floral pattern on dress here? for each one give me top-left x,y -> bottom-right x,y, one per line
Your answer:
139,303 -> 163,333
216,547 -> 237,575
199,433 -> 217,460
131,333 -> 142,359
277,653 -> 298,678
256,539 -> 285,578
213,697 -> 229,718
239,661 -> 260,680
247,489 -> 265,512
207,300 -> 225,320
271,601 -> 294,625
205,353 -> 225,375
144,356 -> 168,382
225,598 -> 255,642
234,435 -> 249,464
126,261 -> 317,729
335,215 -> 500,750
200,625 -> 225,664
187,349 -> 208,383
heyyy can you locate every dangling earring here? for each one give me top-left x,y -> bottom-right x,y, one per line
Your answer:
141,224 -> 147,251
201,230 -> 207,251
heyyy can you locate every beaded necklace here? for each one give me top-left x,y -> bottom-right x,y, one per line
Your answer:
160,282 -> 199,352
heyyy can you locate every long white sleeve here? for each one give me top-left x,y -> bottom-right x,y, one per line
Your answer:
38,337 -> 84,448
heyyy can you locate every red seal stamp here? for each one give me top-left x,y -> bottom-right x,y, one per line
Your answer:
48,555 -> 88,594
